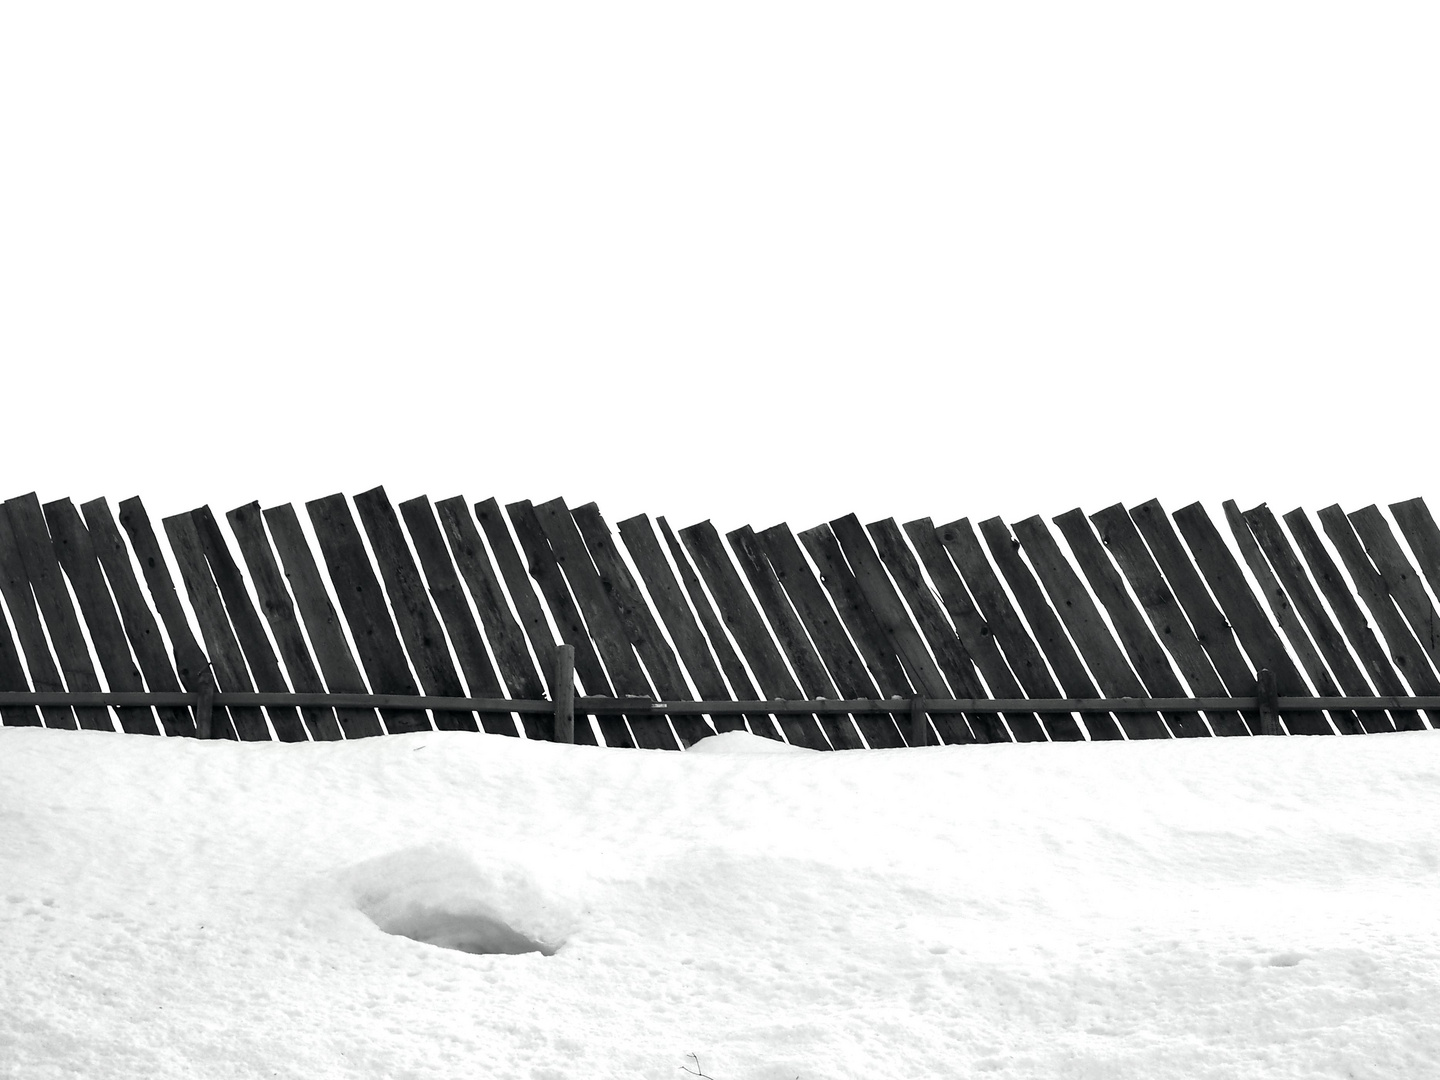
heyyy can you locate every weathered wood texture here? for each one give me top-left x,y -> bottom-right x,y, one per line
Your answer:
1241,504 -> 1396,734
5,491 -> 1438,749
7,494 -> 113,731
228,502 -> 343,741
307,494 -> 430,735
263,502 -> 384,738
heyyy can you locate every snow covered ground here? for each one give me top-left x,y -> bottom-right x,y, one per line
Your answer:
4,724 -> 1439,1079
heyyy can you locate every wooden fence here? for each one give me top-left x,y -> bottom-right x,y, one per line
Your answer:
2,488 -> 1440,748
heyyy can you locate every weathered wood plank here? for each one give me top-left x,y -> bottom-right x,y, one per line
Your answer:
937,518 -> 1084,741
621,514 -> 747,736
501,499 -> 623,746
1171,501 -> 1331,735
1316,504 -> 1440,706
1221,502 -> 1359,735
759,522 -> 903,747
1349,505 -> 1440,670
1284,508 -> 1426,731
263,503 -> 384,738
0,540 -> 39,724
868,518 -> 1009,742
353,487 -> 476,734
830,514 -> 972,745
1127,500 -> 1258,734
161,511 -> 263,740
307,494 -> 430,735
466,498 -> 569,741
729,525 -> 864,750
1390,499 -> 1440,617
904,518 -> 1045,742
979,516 -> 1121,740
1012,515 -> 1170,740
1052,509 -> 1208,738
0,505 -> 74,728
1090,504 -> 1248,736
118,498 -> 212,690
6,495 -> 112,731
43,498 -> 158,735
798,523 -> 912,748
682,520 -> 829,749
1242,504 -> 1397,733
435,498 -> 548,738
227,503 -> 342,741
81,499 -> 194,736
191,506 -> 308,742
399,496 -> 516,736
575,504 -> 714,747
536,497 -> 676,750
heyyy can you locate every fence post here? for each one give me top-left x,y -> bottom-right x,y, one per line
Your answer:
554,644 -> 575,744
1257,669 -> 1282,735
909,696 -> 928,747
194,667 -> 216,740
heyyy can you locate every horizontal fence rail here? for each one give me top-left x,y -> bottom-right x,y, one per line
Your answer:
3,488 -> 1440,749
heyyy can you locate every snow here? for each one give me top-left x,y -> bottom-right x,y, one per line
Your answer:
4,725 -> 1440,1079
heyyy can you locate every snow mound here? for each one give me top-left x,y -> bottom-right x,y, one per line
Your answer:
342,845 -> 561,956
686,730 -> 818,754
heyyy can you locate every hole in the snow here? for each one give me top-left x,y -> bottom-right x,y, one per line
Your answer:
342,845 -> 566,958
375,906 -> 558,956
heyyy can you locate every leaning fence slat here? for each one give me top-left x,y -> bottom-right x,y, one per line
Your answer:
536,498 -> 676,750
979,517 -> 1122,741
1284,508 -> 1426,731
1171,501 -> 1331,736
868,518 -> 1008,743
1316,505 -> 1440,706
117,498 -> 213,690
307,494 -> 430,735
399,496 -> 516,736
728,527 -> 837,700
830,514 -> 972,746
1242,504 -> 1396,733
161,511 -> 263,740
81,499 -> 194,736
904,518 -> 1045,742
575,505 -> 713,747
0,557 -> 39,725
1348,505 -> 1440,671
937,518 -> 1083,741
620,513 -> 746,735
1052,509 -> 1209,738
353,487 -> 476,734
1091,504 -> 1247,736
1221,502 -> 1360,735
262,504 -> 384,738
191,506 -> 308,743
43,499 -> 158,735
501,499 -> 623,746
434,499 -> 548,739
798,523 -> 913,748
657,516 -> 769,737
730,525 -> 863,750
0,505 -> 74,729
682,521 -> 829,750
755,523 -> 892,748
1390,499 -> 1440,619
227,503 -> 343,741
1013,515 -> 1170,740
6,495 -> 112,731
1126,500 -> 1257,734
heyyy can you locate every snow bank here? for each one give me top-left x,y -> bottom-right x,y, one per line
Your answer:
3,726 -> 1439,1079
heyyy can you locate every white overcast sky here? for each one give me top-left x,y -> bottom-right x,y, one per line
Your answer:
2,2 -> 1436,536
